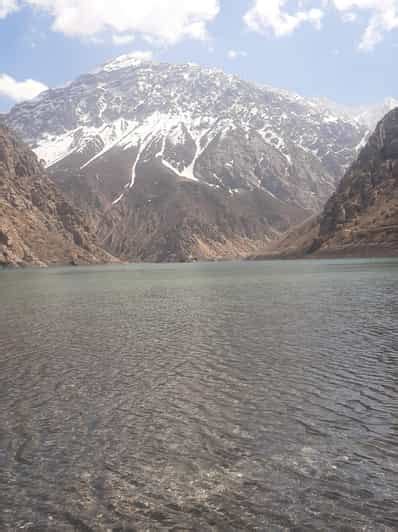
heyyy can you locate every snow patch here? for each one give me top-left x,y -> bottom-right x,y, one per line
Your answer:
34,132 -> 75,167
180,129 -> 212,182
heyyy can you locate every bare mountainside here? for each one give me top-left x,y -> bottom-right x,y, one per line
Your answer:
265,108 -> 398,258
0,125 -> 115,267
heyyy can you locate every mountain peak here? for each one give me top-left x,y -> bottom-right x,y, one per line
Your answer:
101,52 -> 154,73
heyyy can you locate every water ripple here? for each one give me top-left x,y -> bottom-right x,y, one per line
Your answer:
0,260 -> 397,531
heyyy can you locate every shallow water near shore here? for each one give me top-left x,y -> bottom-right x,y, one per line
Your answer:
1,259 -> 398,531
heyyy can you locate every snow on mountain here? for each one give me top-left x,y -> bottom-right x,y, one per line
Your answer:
311,97 -> 398,131
5,55 -> 367,212
350,98 -> 398,130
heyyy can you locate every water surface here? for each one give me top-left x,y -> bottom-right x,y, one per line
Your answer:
0,260 -> 398,531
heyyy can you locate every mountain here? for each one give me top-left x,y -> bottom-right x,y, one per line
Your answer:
5,56 -> 367,211
313,97 -> 398,131
0,125 -> 115,267
266,108 -> 398,258
3,55 -> 371,261
347,98 -> 398,131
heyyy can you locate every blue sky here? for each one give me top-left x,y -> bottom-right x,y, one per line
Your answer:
0,0 -> 397,112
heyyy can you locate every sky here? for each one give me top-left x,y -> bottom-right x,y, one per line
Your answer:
0,0 -> 397,112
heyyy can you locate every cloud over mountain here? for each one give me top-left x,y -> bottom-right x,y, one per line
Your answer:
18,0 -> 220,45
244,0 -> 324,37
0,74 -> 47,102
244,0 -> 398,50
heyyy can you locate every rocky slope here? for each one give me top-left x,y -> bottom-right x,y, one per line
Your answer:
58,154 -> 307,262
266,109 -> 398,258
0,125 -> 114,267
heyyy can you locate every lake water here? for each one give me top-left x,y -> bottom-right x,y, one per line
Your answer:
0,259 -> 397,531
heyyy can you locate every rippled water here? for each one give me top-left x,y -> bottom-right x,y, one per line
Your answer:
0,260 -> 398,531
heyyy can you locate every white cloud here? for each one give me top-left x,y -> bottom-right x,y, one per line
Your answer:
227,49 -> 248,60
341,11 -> 358,23
332,0 -> 398,50
21,0 -> 220,45
2,0 -> 396,52
244,0 -> 324,37
244,0 -> 398,51
131,50 -> 154,61
0,0 -> 18,18
0,74 -> 47,102
112,34 -> 135,46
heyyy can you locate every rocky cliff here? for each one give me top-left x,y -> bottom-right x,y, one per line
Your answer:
0,125 -> 115,266
266,109 -> 398,258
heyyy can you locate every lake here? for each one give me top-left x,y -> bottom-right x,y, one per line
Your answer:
0,260 -> 397,531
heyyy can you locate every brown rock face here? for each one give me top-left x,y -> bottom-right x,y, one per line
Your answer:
52,155 -> 309,263
0,125 -> 115,267
266,109 -> 398,259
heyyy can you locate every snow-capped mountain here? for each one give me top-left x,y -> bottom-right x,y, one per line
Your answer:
349,98 -> 398,130
5,54 -> 367,213
312,97 -> 398,131
5,54 -> 384,261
